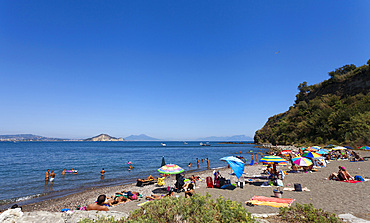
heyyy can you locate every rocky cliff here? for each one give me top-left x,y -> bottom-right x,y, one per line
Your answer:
254,59 -> 370,147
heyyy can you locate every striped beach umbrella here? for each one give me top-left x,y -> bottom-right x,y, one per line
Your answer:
302,152 -> 321,158
332,146 -> 346,150
158,164 -> 184,175
260,156 -> 287,165
292,157 -> 313,166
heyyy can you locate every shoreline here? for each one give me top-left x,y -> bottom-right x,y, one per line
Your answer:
2,151 -> 369,222
0,164 -> 224,212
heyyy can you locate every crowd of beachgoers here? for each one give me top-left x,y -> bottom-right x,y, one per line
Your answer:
0,145 -> 369,222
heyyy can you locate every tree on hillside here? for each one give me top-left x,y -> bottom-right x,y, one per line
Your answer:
329,64 -> 356,78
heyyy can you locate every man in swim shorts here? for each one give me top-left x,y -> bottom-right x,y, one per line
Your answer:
50,170 -> 55,182
45,169 -> 49,181
86,195 -> 109,211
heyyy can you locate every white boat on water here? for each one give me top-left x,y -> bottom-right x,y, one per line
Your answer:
184,142 -> 188,145
161,143 -> 166,146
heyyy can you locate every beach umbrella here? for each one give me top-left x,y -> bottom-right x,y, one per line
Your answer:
344,146 -> 354,150
305,147 -> 318,152
260,156 -> 288,165
332,146 -> 346,150
358,146 -> 370,150
302,152 -> 321,158
279,150 -> 293,155
317,150 -> 329,155
292,157 -> 313,166
161,156 -> 166,167
311,146 -> 322,150
220,156 -> 245,179
158,164 -> 184,175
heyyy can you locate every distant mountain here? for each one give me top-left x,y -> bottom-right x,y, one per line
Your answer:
197,135 -> 253,141
0,134 -> 64,141
84,134 -> 124,141
125,134 -> 159,141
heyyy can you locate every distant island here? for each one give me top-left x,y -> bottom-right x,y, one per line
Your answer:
125,134 -> 159,141
84,134 -> 124,141
0,134 -> 67,142
196,135 -> 253,141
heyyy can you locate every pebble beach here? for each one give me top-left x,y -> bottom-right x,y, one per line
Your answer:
1,150 -> 369,222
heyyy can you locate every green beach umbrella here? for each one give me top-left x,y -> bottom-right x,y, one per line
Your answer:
158,164 -> 184,175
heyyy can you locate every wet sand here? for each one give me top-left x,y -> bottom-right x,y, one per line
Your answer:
4,151 -> 370,221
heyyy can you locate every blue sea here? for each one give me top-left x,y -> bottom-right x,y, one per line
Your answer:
0,141 -> 266,209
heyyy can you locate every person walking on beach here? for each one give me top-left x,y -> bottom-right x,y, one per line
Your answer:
50,170 -> 55,182
100,168 -> 105,176
206,158 -> 209,169
45,169 -> 50,181
62,168 -> 66,176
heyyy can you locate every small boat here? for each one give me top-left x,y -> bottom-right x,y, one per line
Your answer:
184,142 -> 188,145
200,142 -> 211,146
161,143 -> 166,146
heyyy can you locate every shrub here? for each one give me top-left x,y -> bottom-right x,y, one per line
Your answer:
126,194 -> 255,223
279,203 -> 343,223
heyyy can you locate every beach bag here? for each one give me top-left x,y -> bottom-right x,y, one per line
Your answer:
206,177 -> 213,188
219,177 -> 226,186
354,175 -> 364,181
276,179 -> 284,187
294,183 -> 302,191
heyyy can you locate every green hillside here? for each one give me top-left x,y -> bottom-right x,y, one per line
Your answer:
254,59 -> 370,147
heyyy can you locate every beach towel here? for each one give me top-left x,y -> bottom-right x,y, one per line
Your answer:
137,200 -> 151,207
339,180 -> 363,183
246,196 -> 295,208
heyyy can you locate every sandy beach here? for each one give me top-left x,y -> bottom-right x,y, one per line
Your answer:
2,151 -> 369,222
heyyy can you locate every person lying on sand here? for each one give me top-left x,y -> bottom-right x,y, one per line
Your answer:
146,189 -> 173,200
329,166 -> 354,181
105,194 -> 130,206
86,195 -> 109,211
121,190 -> 141,200
351,151 -> 364,162
137,175 -> 156,182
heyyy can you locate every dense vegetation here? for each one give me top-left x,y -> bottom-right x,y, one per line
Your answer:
80,194 -> 255,222
255,59 -> 370,147
278,203 -> 343,223
78,197 -> 344,222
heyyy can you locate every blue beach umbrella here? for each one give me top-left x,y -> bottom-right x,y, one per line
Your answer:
220,156 -> 245,179
317,150 -> 329,155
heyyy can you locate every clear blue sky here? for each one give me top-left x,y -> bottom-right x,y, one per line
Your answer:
1,1 -> 369,140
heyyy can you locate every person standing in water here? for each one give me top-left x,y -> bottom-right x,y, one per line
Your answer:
45,169 -> 50,181
50,170 -> 55,182
196,158 -> 200,168
100,168 -> 105,176
206,158 -> 209,169
62,168 -> 66,176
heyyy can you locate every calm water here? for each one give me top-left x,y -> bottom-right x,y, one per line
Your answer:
0,141 -> 266,208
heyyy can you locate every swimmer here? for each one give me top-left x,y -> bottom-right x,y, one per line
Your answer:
100,168 -> 105,176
